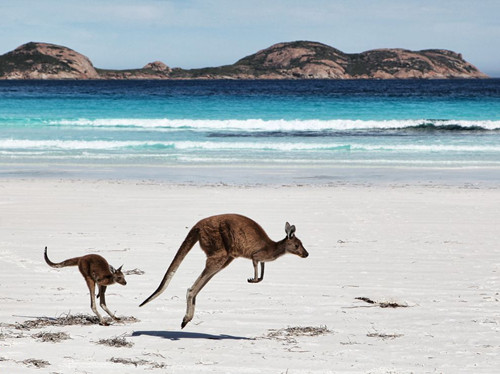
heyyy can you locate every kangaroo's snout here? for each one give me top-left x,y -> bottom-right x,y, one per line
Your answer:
301,250 -> 309,258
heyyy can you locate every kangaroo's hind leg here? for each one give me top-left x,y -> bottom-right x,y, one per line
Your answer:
98,285 -> 120,321
84,277 -> 106,325
181,256 -> 234,329
248,260 -> 265,283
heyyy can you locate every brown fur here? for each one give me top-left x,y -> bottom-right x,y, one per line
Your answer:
140,213 -> 308,328
44,247 -> 126,325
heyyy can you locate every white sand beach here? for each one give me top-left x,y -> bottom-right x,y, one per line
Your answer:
1,179 -> 499,373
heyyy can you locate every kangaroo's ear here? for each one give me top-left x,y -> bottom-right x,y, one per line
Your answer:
117,265 -> 123,272
285,222 -> 296,238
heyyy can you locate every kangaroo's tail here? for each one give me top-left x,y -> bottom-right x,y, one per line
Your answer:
140,226 -> 200,307
44,246 -> 80,268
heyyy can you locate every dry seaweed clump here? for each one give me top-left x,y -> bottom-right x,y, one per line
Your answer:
14,314 -> 100,329
97,336 -> 133,348
124,268 -> 145,275
109,357 -> 168,369
0,330 -> 25,340
12,314 -> 139,330
367,332 -> 404,340
23,358 -> 50,368
265,325 -> 331,344
355,297 -> 409,308
32,331 -> 70,343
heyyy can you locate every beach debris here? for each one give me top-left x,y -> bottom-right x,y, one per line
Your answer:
109,357 -> 168,369
356,297 -> 376,304
10,313 -> 139,330
264,325 -> 331,344
22,358 -> 50,368
124,268 -> 145,275
97,335 -> 133,348
355,297 -> 408,308
0,330 -> 25,340
32,331 -> 70,343
196,359 -> 219,365
13,314 -> 100,329
379,301 -> 408,308
367,332 -> 404,340
340,337 -> 360,346
113,316 -> 141,324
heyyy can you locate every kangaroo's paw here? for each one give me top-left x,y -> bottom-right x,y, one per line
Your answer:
247,277 -> 262,283
181,318 -> 190,329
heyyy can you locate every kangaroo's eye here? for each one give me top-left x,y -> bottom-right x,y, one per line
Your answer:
295,244 -> 299,249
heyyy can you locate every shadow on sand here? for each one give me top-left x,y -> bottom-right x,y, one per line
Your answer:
132,330 -> 253,341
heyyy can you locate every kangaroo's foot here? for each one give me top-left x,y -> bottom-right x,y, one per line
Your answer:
249,261 -> 264,283
247,277 -> 263,283
101,306 -> 119,321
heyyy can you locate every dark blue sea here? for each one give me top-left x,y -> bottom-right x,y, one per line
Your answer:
1,79 -> 499,183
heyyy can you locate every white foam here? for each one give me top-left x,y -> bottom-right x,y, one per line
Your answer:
0,139 -> 172,150
1,139 -> 499,153
48,118 -> 500,131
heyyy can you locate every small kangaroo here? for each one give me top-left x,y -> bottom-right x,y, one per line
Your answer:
44,247 -> 127,325
140,213 -> 308,328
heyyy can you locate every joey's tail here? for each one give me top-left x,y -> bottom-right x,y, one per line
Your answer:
140,227 -> 200,307
44,246 -> 80,268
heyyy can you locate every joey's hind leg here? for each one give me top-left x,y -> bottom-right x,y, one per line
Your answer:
85,277 -> 106,325
98,285 -> 120,321
182,256 -> 234,329
248,260 -> 264,283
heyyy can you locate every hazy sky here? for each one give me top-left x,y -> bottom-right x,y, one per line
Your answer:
1,0 -> 499,76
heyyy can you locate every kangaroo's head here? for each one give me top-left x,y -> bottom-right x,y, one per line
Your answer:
111,265 -> 127,285
283,222 -> 308,258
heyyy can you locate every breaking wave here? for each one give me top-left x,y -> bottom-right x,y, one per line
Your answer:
47,118 -> 500,132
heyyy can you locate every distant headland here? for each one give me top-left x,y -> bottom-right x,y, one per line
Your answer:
0,41 -> 488,80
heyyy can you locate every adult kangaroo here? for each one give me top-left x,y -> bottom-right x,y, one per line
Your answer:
140,213 -> 308,328
44,247 -> 127,325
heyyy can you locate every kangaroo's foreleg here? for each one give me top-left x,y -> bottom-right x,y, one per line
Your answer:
85,277 -> 105,325
248,260 -> 264,283
98,285 -> 120,321
182,256 -> 234,329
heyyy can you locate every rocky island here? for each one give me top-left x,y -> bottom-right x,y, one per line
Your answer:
0,41 -> 488,80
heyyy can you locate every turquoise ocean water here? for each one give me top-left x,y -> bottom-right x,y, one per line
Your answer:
1,79 -> 499,184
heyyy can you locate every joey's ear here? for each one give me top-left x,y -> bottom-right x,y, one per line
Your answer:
285,222 -> 296,239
